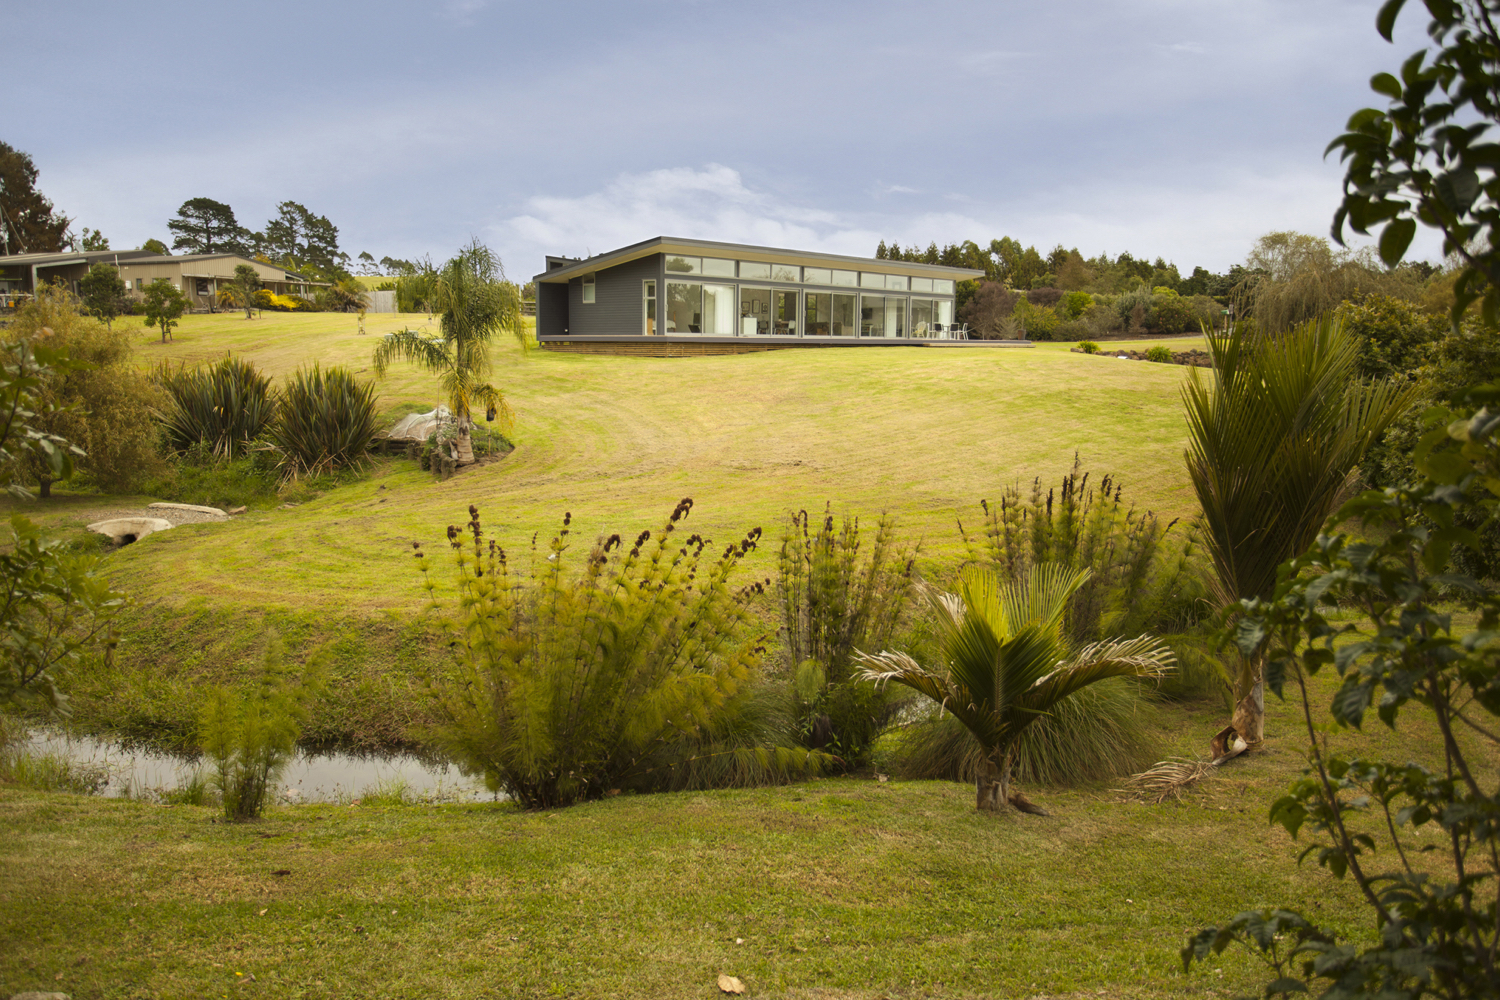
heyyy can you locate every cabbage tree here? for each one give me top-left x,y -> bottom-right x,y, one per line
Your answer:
372,241 -> 522,465
857,565 -> 1174,814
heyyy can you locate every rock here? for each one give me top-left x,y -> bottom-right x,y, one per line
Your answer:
148,502 -> 227,516
227,506 -> 247,515
85,517 -> 173,545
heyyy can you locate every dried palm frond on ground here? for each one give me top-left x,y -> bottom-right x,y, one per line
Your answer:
1124,758 -> 1216,803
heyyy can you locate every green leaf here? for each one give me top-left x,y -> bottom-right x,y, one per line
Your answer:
1370,72 -> 1402,99
1379,217 -> 1416,266
1266,977 -> 1310,995
1375,0 -> 1408,40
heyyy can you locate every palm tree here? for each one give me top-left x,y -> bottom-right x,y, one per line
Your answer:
1183,316 -> 1414,745
372,241 -> 523,465
856,564 -> 1174,814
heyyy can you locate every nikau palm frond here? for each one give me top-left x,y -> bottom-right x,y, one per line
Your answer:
856,564 -> 1173,814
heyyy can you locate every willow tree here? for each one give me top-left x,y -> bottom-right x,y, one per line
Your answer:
1183,316 -> 1414,745
857,565 -> 1174,814
372,241 -> 523,465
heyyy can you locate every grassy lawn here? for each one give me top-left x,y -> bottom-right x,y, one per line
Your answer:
2,310 -> 1205,747
3,667 -> 1485,1000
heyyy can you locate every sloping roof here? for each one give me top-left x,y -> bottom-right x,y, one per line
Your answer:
0,249 -> 160,266
535,236 -> 986,283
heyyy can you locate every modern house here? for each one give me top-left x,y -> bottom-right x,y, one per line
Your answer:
533,237 -> 999,354
0,250 -> 322,310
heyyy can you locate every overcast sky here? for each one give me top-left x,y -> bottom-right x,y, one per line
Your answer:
6,0 -> 1443,277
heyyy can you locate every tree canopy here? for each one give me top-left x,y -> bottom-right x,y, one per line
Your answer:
258,201 -> 348,280
0,141 -> 71,254
168,197 -> 252,255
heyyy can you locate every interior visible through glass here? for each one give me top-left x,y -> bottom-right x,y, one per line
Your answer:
665,281 -> 701,333
739,286 -> 771,335
861,294 -> 885,336
774,289 -> 798,335
702,284 -> 735,335
832,293 -> 855,336
805,292 -> 831,335
911,297 -> 933,337
643,280 -> 657,335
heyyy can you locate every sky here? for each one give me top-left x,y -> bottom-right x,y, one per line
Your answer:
5,0 -> 1446,278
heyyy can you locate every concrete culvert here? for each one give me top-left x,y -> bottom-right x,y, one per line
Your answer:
86,517 -> 173,545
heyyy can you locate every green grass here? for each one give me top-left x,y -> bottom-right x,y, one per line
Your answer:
6,309 -> 1206,747
3,669 -> 1486,1000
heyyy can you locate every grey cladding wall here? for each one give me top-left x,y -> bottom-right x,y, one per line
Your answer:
567,254 -> 659,336
537,283 -> 568,337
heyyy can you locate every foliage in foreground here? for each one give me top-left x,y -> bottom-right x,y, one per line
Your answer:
1183,390 -> 1500,998
416,500 -> 828,809
268,364 -> 380,477
196,636 -> 324,822
857,565 -> 1174,814
777,505 -> 918,767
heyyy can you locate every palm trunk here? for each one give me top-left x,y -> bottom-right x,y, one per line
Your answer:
1228,650 -> 1266,745
454,415 -> 476,466
976,758 -> 1006,812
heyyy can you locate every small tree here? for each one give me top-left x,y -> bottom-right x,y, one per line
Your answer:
857,565 -> 1175,814
142,278 -> 188,342
77,263 -> 125,329
228,264 -> 260,320
141,238 -> 169,256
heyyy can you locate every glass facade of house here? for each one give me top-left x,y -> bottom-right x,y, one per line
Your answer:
657,254 -> 956,339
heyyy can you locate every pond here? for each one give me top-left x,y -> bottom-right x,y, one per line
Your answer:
21,728 -> 496,804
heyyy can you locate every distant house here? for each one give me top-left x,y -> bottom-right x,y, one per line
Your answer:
533,237 -> 990,354
0,250 -> 321,310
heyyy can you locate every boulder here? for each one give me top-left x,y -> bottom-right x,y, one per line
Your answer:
86,517 -> 173,545
386,406 -> 451,443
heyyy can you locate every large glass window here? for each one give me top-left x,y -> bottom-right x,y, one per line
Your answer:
774,289 -> 799,334
702,284 -> 735,335
771,263 -> 799,283
643,280 -> 657,335
937,299 -> 953,327
910,276 -> 933,293
831,269 -> 857,286
803,267 -> 832,285
886,296 -> 907,337
582,272 -> 596,304
666,281 -> 701,334
739,261 -> 771,280
666,256 -> 700,274
886,274 -> 908,291
739,286 -> 771,335
832,293 -> 856,336
860,272 -> 885,289
911,298 -> 933,337
861,294 -> 885,336
805,292 -> 831,335
934,279 -> 955,295
702,257 -> 735,276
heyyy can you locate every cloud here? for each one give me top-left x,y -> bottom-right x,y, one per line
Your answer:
497,165 -> 883,264
442,0 -> 487,23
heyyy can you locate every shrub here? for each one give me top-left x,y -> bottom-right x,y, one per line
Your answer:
1052,318 -> 1091,341
7,286 -> 168,495
777,506 -> 918,767
1013,298 -> 1059,340
197,636 -> 324,822
956,280 -> 1017,339
962,456 -> 1207,644
1078,340 -> 1100,354
1059,290 -> 1092,319
270,364 -> 380,477
416,501 -> 827,809
1145,345 -> 1172,363
1150,289 -> 1196,333
159,355 -> 277,460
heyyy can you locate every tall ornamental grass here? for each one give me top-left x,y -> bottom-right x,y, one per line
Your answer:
416,500 -> 828,809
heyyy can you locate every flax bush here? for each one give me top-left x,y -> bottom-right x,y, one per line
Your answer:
270,364 -> 379,477
158,355 -> 276,460
416,500 -> 827,808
